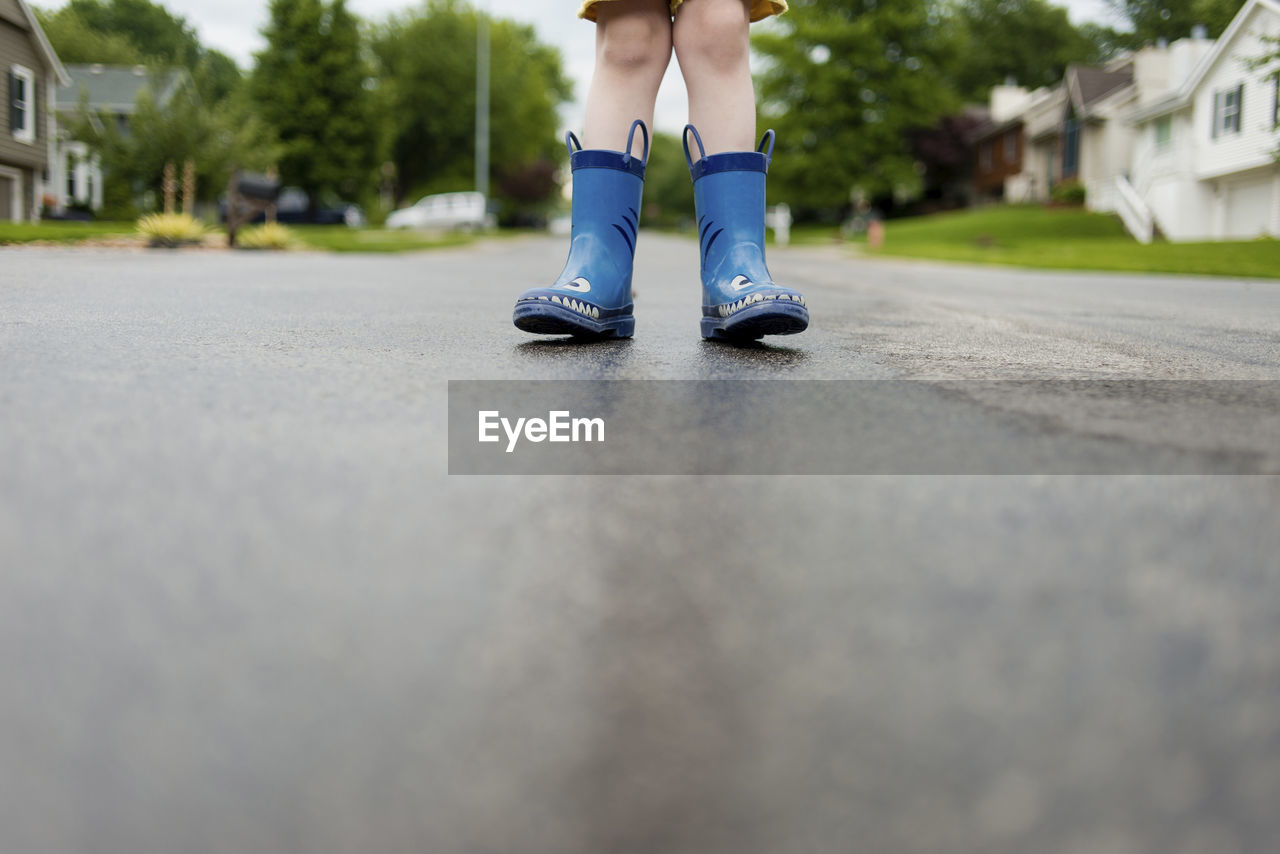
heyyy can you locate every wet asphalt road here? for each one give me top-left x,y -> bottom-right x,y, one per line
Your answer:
2,235 -> 1279,854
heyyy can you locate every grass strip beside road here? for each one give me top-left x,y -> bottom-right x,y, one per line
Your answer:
0,221 -> 477,253
0,221 -> 137,244
856,206 -> 1280,279
290,226 -> 475,253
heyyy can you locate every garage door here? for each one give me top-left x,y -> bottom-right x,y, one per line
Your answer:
0,176 -> 12,223
1225,178 -> 1274,239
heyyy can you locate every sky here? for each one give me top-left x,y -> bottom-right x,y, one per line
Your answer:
38,0 -> 1123,134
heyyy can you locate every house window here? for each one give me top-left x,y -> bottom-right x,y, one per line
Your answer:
1154,116 -> 1172,150
1213,84 -> 1243,137
1063,117 -> 1080,177
9,65 -> 36,144
980,141 -> 993,171
1004,131 -> 1018,164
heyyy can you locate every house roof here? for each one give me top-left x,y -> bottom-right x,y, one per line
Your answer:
1128,0 -> 1280,122
968,114 -> 1024,145
1068,64 -> 1135,114
57,65 -> 190,114
13,0 -> 71,86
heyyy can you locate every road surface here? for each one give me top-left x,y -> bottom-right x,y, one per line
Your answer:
1,235 -> 1278,854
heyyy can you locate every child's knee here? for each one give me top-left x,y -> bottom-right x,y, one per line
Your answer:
674,0 -> 750,72
597,12 -> 672,72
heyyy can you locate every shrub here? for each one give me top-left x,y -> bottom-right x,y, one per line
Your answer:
1050,180 -> 1087,206
236,222 -> 295,250
136,213 -> 207,248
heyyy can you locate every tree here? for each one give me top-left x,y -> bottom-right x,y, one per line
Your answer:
909,111 -> 986,210
250,0 -> 380,207
36,0 -> 243,103
69,78 -> 278,216
1106,0 -> 1245,46
752,0 -> 958,215
948,0 -> 1106,100
640,132 -> 696,227
60,0 -> 203,64
33,6 -> 144,65
370,0 -> 572,214
1191,0 -> 1249,36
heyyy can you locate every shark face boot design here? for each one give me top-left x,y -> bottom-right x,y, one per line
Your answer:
684,125 -> 808,340
513,120 -> 649,338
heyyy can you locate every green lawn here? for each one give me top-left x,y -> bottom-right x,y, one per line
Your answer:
856,205 -> 1280,279
0,221 -> 136,244
288,226 -> 476,253
0,221 -> 479,253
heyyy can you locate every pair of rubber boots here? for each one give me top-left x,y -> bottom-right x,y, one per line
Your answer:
512,120 -> 808,341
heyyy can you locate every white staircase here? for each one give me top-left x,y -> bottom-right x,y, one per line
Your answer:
1114,174 -> 1155,244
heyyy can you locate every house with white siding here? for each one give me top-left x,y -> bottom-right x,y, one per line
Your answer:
981,49 -> 1190,209
1123,0 -> 1280,241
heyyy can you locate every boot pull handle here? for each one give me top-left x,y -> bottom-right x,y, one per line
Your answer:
622,119 -> 650,168
566,122 -> 649,165
757,130 -> 776,167
682,124 -> 706,169
682,126 -> 776,167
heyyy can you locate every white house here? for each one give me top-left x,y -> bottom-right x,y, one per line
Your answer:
1012,84 -> 1067,202
1124,0 -> 1280,241
986,47 -> 1198,209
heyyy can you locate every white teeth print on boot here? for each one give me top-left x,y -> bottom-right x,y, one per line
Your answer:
513,120 -> 649,339
684,124 -> 809,341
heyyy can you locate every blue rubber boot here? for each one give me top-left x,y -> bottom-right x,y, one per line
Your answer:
513,120 -> 648,338
684,125 -> 808,340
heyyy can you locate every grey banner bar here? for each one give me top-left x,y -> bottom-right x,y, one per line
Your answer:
448,380 -> 1280,475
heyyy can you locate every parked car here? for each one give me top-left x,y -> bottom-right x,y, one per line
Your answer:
386,191 -> 489,230
219,187 -> 365,227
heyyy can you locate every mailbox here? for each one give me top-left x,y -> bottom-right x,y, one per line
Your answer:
234,173 -> 280,204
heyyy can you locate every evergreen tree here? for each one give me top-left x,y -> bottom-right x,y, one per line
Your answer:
251,0 -> 380,206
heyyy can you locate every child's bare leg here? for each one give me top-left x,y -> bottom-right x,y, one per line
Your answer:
584,0 -> 673,156
673,0 -> 755,153
673,0 -> 808,340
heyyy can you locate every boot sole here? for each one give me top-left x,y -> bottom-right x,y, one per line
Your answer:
514,302 -> 635,339
701,301 -> 809,340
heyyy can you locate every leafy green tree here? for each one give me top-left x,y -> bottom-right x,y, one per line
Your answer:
61,0 -> 201,63
33,6 -> 144,65
1191,0 -> 1248,36
70,78 -> 278,215
753,0 -> 958,215
640,132 -> 695,227
250,0 -> 380,206
1107,0 -> 1245,46
36,0 -> 243,103
948,0 -> 1105,100
1076,22 -> 1130,63
190,50 -> 242,104
371,0 -> 572,213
